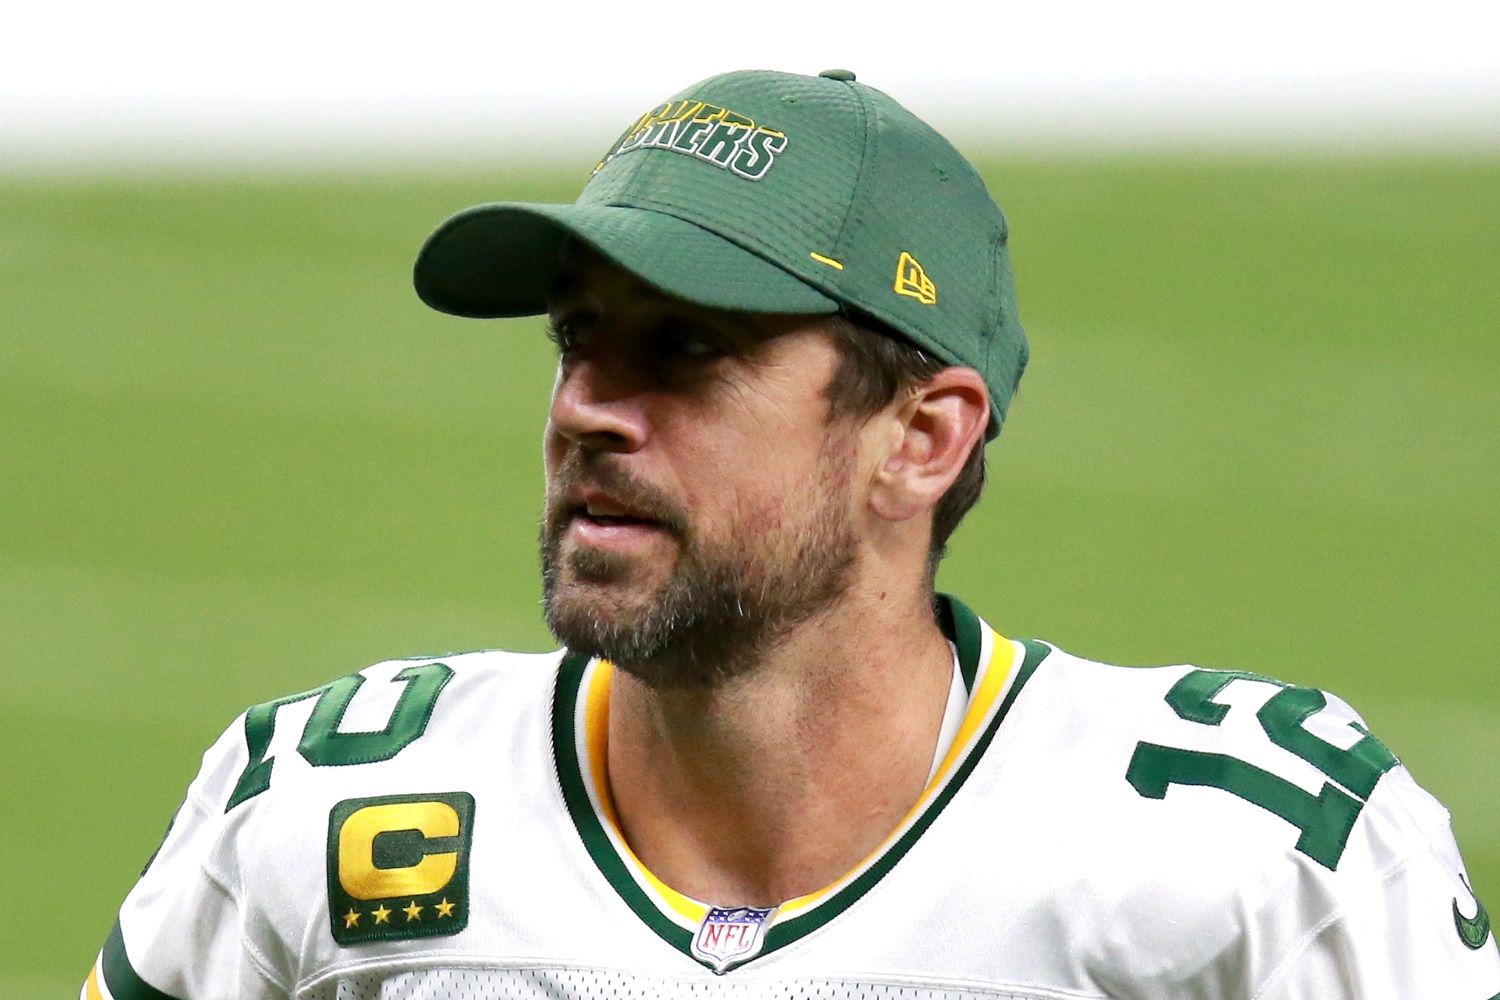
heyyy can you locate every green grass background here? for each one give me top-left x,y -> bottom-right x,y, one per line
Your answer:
3,155 -> 1496,995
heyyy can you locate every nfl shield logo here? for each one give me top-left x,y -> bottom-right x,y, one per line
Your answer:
690,905 -> 776,973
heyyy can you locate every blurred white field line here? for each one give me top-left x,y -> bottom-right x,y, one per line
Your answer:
4,83 -> 1500,174
4,0 -> 1499,170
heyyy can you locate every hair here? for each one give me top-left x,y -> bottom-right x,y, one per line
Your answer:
821,311 -> 987,579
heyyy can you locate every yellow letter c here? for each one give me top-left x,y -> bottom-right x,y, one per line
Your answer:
338,801 -> 459,900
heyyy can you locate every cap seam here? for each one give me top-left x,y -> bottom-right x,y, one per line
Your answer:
985,233 -> 1003,435
987,231 -> 999,391
828,82 -> 875,266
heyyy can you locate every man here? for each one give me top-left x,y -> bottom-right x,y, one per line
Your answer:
84,69 -> 1497,1000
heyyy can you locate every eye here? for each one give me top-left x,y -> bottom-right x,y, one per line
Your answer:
652,318 -> 726,363
545,312 -> 594,356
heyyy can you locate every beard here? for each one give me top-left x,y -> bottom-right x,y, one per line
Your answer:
540,444 -> 858,689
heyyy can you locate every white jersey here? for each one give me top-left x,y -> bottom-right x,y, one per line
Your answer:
84,598 -> 1500,999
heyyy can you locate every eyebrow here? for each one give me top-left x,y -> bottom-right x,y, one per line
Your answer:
546,268 -> 585,306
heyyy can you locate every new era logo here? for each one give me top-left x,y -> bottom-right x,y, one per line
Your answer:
894,252 -> 936,305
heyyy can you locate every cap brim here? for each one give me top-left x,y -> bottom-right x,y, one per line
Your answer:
414,202 -> 839,319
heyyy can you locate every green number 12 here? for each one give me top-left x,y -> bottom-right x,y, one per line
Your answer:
1126,670 -> 1398,870
226,662 -> 453,811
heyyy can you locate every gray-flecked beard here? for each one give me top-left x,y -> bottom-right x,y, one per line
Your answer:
540,450 -> 858,690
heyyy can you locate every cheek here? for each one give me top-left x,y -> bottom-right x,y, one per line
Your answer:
679,451 -> 786,544
731,494 -> 788,539
719,454 -> 840,543
540,430 -> 563,492
542,420 -> 563,468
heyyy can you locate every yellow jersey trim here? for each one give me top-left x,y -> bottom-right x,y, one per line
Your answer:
584,662 -> 711,925
577,625 -> 1020,926
85,962 -> 107,1000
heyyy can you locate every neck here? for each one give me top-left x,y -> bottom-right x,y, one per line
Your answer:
604,582 -> 955,907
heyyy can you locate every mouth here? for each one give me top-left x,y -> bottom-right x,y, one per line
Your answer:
576,493 -> 654,525
584,513 -> 650,524
572,510 -> 660,531
564,489 -> 660,527
552,487 -> 679,552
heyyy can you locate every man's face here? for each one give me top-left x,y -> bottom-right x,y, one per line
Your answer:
540,255 -> 862,687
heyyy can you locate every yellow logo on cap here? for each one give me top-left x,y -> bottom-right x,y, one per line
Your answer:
894,252 -> 936,305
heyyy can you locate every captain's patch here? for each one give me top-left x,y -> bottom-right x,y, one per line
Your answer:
326,791 -> 474,946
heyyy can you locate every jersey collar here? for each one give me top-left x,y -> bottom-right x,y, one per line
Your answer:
549,594 -> 1050,974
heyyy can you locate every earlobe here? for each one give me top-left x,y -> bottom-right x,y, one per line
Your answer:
868,369 -> 989,524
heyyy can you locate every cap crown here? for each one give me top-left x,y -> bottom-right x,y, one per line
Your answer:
580,69 -> 1028,431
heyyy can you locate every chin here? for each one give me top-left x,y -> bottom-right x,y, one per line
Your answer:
553,578 -> 654,624
543,558 -> 666,640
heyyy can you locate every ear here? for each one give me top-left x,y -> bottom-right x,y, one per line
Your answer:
867,367 -> 989,524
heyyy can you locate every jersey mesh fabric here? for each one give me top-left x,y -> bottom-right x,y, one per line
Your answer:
317,967 -> 1042,1000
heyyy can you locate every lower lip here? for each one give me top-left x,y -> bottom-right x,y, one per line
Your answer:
566,515 -> 670,550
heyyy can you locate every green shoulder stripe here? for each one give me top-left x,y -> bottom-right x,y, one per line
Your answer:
103,921 -> 183,1000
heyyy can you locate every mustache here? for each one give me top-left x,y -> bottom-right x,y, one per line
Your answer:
544,454 -> 690,539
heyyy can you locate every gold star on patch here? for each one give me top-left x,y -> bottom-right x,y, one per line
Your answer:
403,901 -> 423,922
435,898 -> 456,918
342,909 -> 361,929
372,905 -> 392,925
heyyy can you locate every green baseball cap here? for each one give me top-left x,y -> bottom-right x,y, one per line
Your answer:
414,68 -> 1027,436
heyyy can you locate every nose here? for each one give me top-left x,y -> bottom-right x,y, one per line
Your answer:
547,350 -> 649,454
